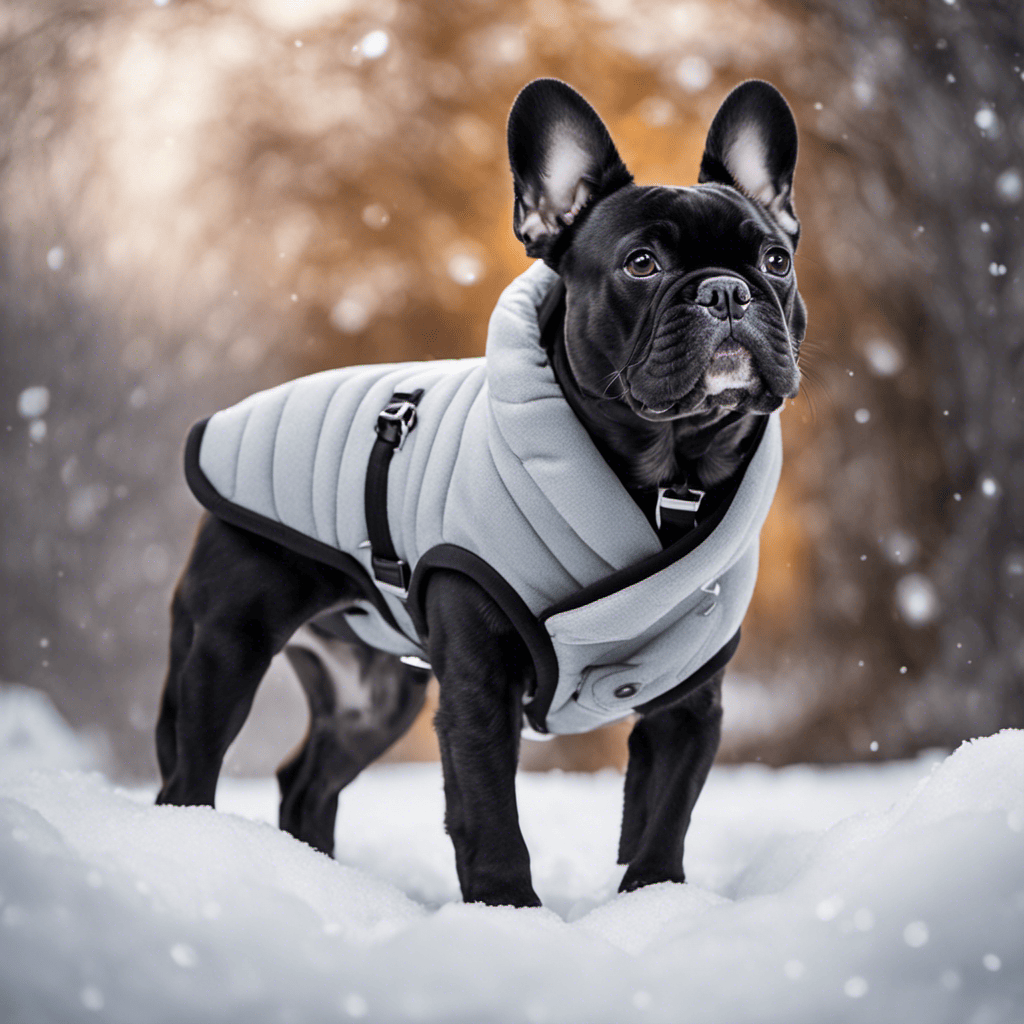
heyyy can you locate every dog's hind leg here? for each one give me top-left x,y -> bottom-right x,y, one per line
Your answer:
155,516 -> 359,808
277,620 -> 429,856
155,590 -> 194,783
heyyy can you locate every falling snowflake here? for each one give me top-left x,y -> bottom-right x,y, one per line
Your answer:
17,386 -> 50,419
359,30 -> 389,60
895,573 -> 940,626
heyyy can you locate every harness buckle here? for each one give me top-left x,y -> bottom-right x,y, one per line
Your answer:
376,399 -> 419,450
372,554 -> 411,599
655,485 -> 705,530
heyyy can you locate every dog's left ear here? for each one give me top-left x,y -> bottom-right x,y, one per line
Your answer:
699,80 -> 800,243
508,79 -> 633,264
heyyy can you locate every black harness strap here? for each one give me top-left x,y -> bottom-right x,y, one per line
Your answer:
365,389 -> 424,599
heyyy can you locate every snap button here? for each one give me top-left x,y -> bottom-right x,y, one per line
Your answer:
614,683 -> 639,699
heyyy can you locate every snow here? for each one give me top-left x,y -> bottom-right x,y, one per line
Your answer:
974,108 -> 998,135
358,30 -> 389,61
673,56 -> 712,94
16,385 -> 50,420
1,687 -> 1022,1023
863,336 -> 903,377
361,205 -> 390,231
895,572 -> 941,626
444,246 -> 485,287
995,168 -> 1022,204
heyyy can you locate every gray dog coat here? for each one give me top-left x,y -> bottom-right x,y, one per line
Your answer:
184,262 -> 783,734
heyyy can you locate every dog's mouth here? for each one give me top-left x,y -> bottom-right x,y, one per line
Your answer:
624,304 -> 801,423
629,386 -> 786,422
627,387 -> 777,422
626,338 -> 779,421
624,390 -> 692,421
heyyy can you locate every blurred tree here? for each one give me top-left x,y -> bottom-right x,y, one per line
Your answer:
732,0 -> 1024,761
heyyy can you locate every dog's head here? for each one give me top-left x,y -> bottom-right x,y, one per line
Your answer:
508,78 -> 806,421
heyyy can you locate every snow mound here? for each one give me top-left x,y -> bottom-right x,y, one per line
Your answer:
0,684 -> 104,778
0,694 -> 1021,1023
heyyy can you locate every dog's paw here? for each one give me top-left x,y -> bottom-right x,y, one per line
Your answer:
618,865 -> 685,893
466,882 -> 543,908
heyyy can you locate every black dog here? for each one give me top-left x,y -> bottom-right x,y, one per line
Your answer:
156,78 -> 805,907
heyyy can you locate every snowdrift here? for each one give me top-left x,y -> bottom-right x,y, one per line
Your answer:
0,685 -> 1021,1023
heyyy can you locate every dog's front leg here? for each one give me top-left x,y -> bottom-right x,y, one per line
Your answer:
617,673 -> 723,892
425,570 -> 540,908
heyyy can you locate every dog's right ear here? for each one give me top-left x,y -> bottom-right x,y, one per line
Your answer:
508,79 -> 633,264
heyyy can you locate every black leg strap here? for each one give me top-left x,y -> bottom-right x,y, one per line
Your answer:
365,389 -> 424,599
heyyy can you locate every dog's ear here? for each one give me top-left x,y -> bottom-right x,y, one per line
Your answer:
699,80 -> 799,243
508,79 -> 633,263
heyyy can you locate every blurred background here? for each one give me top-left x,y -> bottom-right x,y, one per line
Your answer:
1,0 -> 1022,779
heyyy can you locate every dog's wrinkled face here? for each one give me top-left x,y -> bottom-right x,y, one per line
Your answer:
560,184 -> 803,419
508,78 -> 806,424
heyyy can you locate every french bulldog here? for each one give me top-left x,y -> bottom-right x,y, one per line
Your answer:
155,77 -> 805,907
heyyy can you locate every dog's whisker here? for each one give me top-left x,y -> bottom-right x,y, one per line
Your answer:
598,368 -> 625,399
793,362 -> 832,423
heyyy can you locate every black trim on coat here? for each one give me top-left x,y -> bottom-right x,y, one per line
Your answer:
633,628 -> 741,717
406,544 -> 560,734
183,417 -> 416,644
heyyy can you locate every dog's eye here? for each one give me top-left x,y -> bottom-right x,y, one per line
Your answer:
762,247 -> 792,276
623,250 -> 660,278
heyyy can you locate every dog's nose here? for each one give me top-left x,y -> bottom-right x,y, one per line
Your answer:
696,276 -> 751,321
